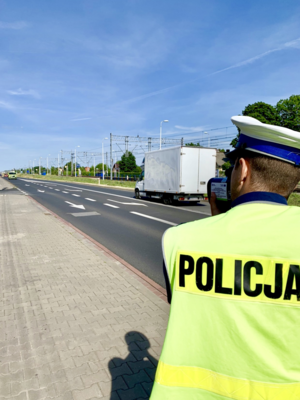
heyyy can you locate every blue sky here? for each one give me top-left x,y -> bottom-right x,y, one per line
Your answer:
0,0 -> 300,170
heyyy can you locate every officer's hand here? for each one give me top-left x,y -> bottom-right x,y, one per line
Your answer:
209,192 -> 221,216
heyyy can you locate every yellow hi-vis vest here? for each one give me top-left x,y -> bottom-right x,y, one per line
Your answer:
150,201 -> 300,400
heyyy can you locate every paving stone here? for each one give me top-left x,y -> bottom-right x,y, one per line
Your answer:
0,392 -> 27,400
123,370 -> 152,389
82,369 -> 110,387
73,383 -> 103,400
117,383 -> 148,400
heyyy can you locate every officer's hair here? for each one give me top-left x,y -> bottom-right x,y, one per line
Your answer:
235,150 -> 300,198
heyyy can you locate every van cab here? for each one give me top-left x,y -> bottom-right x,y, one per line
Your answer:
8,171 -> 17,180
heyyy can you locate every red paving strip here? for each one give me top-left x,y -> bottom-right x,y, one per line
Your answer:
27,194 -> 168,303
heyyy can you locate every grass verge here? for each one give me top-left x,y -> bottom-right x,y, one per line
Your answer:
18,174 -> 136,189
288,193 -> 300,207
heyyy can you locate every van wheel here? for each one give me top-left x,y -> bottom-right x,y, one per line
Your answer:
163,196 -> 172,205
135,189 -> 141,199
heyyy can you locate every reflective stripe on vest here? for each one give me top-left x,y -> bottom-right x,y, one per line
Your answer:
155,361 -> 300,400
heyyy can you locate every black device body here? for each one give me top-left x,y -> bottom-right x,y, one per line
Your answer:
207,167 -> 233,213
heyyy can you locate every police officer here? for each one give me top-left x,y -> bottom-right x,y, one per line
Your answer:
150,116 -> 300,400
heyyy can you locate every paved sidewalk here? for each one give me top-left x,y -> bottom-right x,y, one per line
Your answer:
0,178 -> 169,400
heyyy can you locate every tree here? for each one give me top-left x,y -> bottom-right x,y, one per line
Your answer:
230,99 -> 295,147
119,152 -> 138,172
222,161 -> 232,171
276,95 -> 300,132
185,142 -> 201,147
64,161 -> 72,171
242,102 -> 280,126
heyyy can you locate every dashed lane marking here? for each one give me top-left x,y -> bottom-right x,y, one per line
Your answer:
85,198 -> 96,202
130,212 -> 177,226
107,199 -> 147,206
55,189 -> 60,191
104,203 -> 119,208
70,211 -> 100,217
72,194 -> 80,197
62,191 -> 69,194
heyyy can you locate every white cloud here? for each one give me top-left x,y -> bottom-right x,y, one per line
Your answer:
175,125 -> 206,132
284,38 -> 300,49
7,88 -> 40,99
210,48 -> 281,76
0,100 -> 15,110
210,36 -> 300,76
0,21 -> 29,29
71,117 -> 92,121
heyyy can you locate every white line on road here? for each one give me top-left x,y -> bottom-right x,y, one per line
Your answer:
65,201 -> 85,210
72,194 -> 80,197
55,189 -> 60,191
62,191 -> 69,194
49,187 -> 53,189
107,199 -> 147,206
85,198 -> 96,201
104,203 -> 119,208
130,212 -> 177,226
37,190 -> 45,193
25,184 -> 30,186
70,211 -> 100,217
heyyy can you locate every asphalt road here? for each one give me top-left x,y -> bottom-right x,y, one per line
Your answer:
12,178 -> 211,287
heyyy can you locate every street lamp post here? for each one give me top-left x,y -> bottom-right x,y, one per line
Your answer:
160,120 -> 169,150
204,131 -> 210,147
39,157 -> 42,175
93,154 -> 95,177
75,146 -> 80,177
102,138 -> 108,182
47,154 -> 51,175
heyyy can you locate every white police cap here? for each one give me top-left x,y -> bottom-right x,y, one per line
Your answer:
226,116 -> 300,166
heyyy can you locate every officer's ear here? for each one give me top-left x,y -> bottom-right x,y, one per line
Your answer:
240,158 -> 251,186
235,157 -> 250,185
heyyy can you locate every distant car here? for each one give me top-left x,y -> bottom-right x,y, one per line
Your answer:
4,173 -> 8,178
8,171 -> 17,180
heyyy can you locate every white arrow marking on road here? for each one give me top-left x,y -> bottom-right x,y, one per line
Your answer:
107,199 -> 147,206
104,203 -> 119,208
72,194 -> 80,197
130,212 -> 177,226
85,198 -> 96,202
65,201 -> 85,210
37,190 -> 45,193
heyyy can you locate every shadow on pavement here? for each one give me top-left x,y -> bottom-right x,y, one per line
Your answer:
108,331 -> 158,400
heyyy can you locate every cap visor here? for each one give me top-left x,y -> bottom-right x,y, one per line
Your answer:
225,148 -> 239,161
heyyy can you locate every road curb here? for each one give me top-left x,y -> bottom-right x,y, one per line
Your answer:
26,193 -> 168,303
